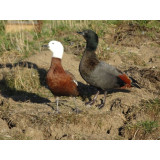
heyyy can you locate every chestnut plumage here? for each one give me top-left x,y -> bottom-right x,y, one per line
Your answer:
46,57 -> 79,97
45,40 -> 79,112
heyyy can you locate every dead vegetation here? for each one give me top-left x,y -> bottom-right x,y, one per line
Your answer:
0,20 -> 160,140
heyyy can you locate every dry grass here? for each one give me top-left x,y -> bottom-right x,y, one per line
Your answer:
5,67 -> 40,92
0,66 -> 52,100
1,20 -> 160,62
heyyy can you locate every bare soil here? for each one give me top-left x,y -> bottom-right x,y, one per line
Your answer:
0,35 -> 160,140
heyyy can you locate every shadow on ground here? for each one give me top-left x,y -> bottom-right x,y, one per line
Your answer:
0,61 -> 110,104
0,61 -> 50,103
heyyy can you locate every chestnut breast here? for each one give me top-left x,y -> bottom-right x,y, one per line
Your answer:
46,58 -> 79,97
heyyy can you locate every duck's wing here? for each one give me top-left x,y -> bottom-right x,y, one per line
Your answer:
93,61 -> 141,89
65,70 -> 78,86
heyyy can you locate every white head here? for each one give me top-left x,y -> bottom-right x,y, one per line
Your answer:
48,40 -> 64,59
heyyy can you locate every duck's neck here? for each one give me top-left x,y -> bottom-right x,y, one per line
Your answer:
86,41 -> 98,51
85,35 -> 98,51
84,39 -> 99,60
83,50 -> 98,60
50,57 -> 64,73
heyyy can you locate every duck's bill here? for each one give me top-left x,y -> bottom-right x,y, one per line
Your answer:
41,44 -> 49,48
77,31 -> 85,36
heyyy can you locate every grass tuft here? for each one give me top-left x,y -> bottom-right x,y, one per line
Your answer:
139,120 -> 159,133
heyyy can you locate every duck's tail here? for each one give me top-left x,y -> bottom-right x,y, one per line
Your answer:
118,74 -> 141,89
130,76 -> 141,89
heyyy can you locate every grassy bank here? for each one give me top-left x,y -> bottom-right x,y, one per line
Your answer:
1,20 -> 160,61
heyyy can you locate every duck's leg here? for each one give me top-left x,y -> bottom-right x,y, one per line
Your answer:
55,97 -> 60,113
72,97 -> 82,114
85,90 -> 100,106
96,91 -> 107,109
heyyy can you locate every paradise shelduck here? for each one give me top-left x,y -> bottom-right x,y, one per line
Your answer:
43,40 -> 79,112
77,29 -> 140,109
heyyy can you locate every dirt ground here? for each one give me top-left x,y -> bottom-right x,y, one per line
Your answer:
0,35 -> 160,140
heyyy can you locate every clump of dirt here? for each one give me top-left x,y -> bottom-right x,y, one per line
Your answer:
113,23 -> 150,47
139,68 -> 160,83
125,67 -> 160,94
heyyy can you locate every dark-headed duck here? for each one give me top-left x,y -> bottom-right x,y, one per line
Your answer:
77,30 -> 140,109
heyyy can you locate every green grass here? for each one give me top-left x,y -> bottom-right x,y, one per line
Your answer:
139,121 -> 159,133
127,120 -> 159,134
125,98 -> 160,139
141,98 -> 160,118
0,21 -> 41,60
1,20 -> 160,60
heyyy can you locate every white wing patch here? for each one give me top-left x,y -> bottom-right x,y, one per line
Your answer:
73,80 -> 78,86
